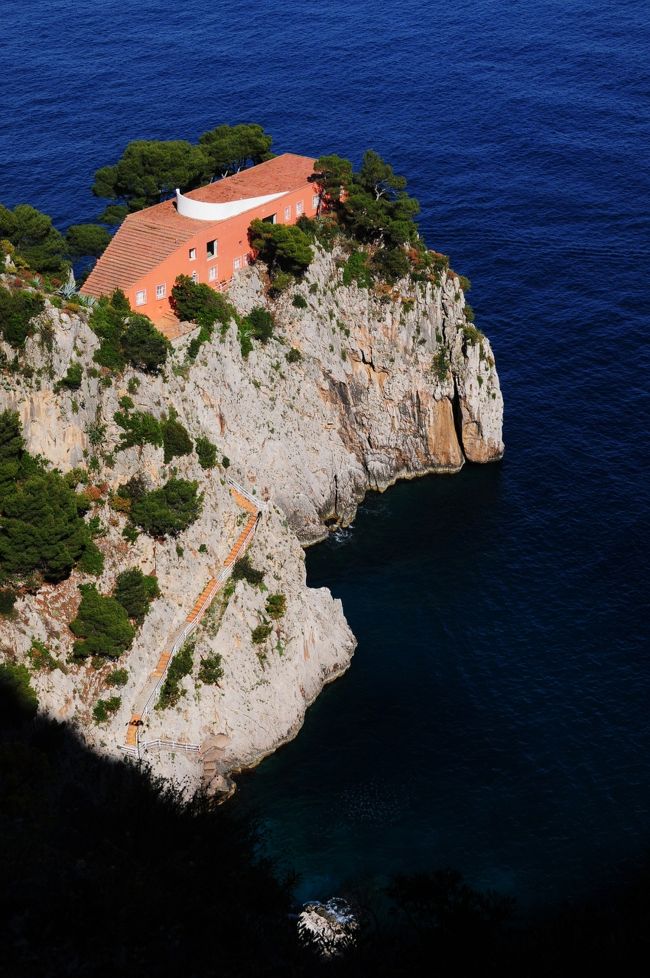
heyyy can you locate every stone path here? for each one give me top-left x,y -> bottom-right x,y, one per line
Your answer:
121,479 -> 261,757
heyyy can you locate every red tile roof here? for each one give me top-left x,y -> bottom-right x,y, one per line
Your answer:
82,153 -> 315,296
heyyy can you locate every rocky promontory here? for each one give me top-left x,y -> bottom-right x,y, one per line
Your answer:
0,246 -> 503,793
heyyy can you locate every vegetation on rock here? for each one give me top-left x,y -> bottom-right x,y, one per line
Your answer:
195,435 -> 217,470
114,568 -> 160,623
69,583 -> 136,661
0,287 -> 45,348
231,555 -> 264,586
198,652 -> 223,685
156,640 -> 193,710
129,478 -> 203,538
92,695 -> 121,723
89,291 -> 169,374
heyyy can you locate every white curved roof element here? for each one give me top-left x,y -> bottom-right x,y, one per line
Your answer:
175,188 -> 288,222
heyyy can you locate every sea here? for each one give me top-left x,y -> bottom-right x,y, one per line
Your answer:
1,0 -> 649,912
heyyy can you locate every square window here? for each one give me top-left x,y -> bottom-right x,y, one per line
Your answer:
208,266 -> 217,282
135,289 -> 146,306
207,239 -> 218,259
189,247 -> 196,260
284,206 -> 291,221
312,194 -> 320,210
156,283 -> 166,300
233,257 -> 242,272
296,200 -> 304,216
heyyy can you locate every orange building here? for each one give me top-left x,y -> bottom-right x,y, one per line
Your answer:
82,153 -> 319,331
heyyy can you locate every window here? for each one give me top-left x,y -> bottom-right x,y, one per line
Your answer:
188,247 -> 196,260
191,271 -> 198,283
135,289 -> 147,306
233,257 -> 242,272
206,239 -> 218,259
208,266 -> 217,282
296,200 -> 304,216
262,213 -> 276,224
156,283 -> 166,300
284,205 -> 291,221
312,194 -> 320,211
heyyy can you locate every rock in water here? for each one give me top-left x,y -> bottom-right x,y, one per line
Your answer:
297,898 -> 359,957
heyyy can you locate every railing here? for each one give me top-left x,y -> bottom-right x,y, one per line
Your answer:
121,479 -> 261,759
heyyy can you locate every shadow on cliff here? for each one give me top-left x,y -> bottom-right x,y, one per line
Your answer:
1,679 -> 649,978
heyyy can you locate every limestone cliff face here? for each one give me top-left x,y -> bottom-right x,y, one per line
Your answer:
0,251 -> 502,791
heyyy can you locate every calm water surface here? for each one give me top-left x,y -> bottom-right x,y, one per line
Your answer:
2,0 -> 649,909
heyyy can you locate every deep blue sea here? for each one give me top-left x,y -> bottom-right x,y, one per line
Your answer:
2,0 -> 649,911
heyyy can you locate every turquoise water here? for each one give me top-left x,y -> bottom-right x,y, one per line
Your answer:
2,0 -> 649,911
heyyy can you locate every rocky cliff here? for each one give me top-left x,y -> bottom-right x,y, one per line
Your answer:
0,248 -> 503,793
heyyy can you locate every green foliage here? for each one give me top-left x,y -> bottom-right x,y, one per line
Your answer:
265,593 -> 286,620
251,623 -> 272,645
55,361 -> 82,392
0,661 -> 37,718
0,588 -> 17,615
162,415 -> 193,463
286,347 -> 302,364
292,293 -> 308,309
342,250 -> 373,288
198,652 -> 224,685
432,348 -> 450,383
231,555 -> 263,586
93,140 -> 209,213
268,271 -> 293,296
171,274 -> 236,360
0,203 -> 66,272
129,478 -> 203,538
463,302 -> 475,323
195,435 -> 217,470
28,638 -> 59,672
114,567 -> 160,623
156,640 -> 194,710
310,155 -> 354,205
372,245 -> 410,282
458,274 -> 472,293
198,123 -> 273,178
0,287 -> 45,348
118,395 -> 134,410
70,583 -> 136,661
89,295 -> 169,374
239,306 -> 274,353
77,540 -> 105,576
65,224 -> 111,258
462,323 -> 484,345
121,314 -> 170,373
92,695 -> 121,723
106,667 -> 128,687
114,409 -> 163,451
249,220 -> 313,277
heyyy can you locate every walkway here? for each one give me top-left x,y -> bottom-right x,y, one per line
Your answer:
121,478 -> 261,757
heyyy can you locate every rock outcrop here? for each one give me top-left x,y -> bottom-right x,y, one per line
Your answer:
0,249 -> 503,792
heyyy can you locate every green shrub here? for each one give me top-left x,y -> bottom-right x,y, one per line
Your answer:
198,652 -> 223,685
69,583 -> 136,661
0,662 -> 37,719
55,361 -> 82,392
162,415 -> 193,463
106,667 -> 128,687
121,314 -> 170,373
268,271 -> 293,296
114,567 -> 160,623
251,623 -> 272,645
461,324 -> 484,346
93,696 -> 121,723
89,296 -> 169,374
171,275 -> 234,328
0,588 -> 17,615
457,274 -> 472,293
432,348 -> 450,383
28,638 -> 59,672
114,409 -> 163,451
0,287 -> 45,348
231,555 -> 264,586
372,246 -> 410,282
118,394 -> 134,410
265,593 -> 286,620
156,640 -> 194,710
286,347 -> 302,364
77,540 -> 105,576
242,306 -> 274,345
195,435 -> 217,470
0,203 -> 66,273
292,294 -> 308,309
129,478 -> 203,538
342,250 -> 373,288
221,455 -> 230,469
463,303 -> 475,323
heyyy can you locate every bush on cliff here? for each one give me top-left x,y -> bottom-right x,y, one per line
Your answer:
114,408 -> 163,452
89,293 -> 169,374
0,412 -> 103,583
249,220 -> 313,277
162,412 -> 193,463
195,435 -> 217,470
231,555 -> 263,586
69,583 -> 136,661
0,286 -> 45,348
129,478 -> 203,538
114,568 -> 160,623
171,274 -> 237,360
156,639 -> 194,709
0,202 -> 66,273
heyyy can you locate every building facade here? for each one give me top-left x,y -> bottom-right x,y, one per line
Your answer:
82,154 -> 319,328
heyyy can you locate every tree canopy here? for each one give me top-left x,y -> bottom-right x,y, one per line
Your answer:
248,220 -> 313,276
198,123 -> 273,178
114,567 -> 160,623
129,478 -> 203,538
0,203 -> 66,273
89,295 -> 170,374
0,287 -> 45,348
65,223 -> 111,258
92,140 -> 210,214
70,583 -> 136,660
